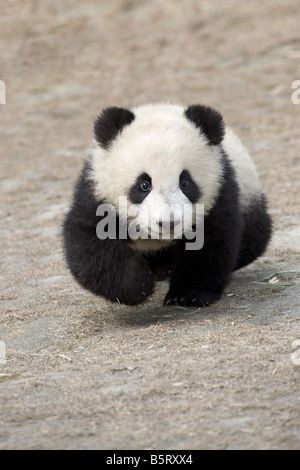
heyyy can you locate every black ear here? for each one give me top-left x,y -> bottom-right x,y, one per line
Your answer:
185,105 -> 225,145
94,106 -> 135,149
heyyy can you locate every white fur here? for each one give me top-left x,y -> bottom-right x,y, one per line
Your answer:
90,103 -> 223,215
89,103 -> 262,251
222,127 -> 262,208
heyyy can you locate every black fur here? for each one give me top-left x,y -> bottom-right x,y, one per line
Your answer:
179,169 -> 201,203
234,194 -> 272,270
144,247 -> 176,281
62,160 -> 154,305
129,172 -> 152,204
94,107 -> 135,149
185,105 -> 225,146
163,152 -> 242,307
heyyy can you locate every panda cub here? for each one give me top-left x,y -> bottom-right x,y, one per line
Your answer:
62,103 -> 272,307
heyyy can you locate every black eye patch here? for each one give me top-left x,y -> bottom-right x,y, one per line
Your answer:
179,170 -> 201,203
129,172 -> 152,204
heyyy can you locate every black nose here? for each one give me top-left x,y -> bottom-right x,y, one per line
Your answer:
157,220 -> 180,230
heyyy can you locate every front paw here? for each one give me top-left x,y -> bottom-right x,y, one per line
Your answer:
163,288 -> 221,307
116,256 -> 155,305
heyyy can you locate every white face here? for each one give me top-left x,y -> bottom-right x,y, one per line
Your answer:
89,104 -> 224,247
125,177 -> 196,242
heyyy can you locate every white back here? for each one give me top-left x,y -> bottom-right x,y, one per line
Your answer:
222,127 -> 262,209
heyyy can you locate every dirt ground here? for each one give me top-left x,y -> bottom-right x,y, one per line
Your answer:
1,0 -> 300,450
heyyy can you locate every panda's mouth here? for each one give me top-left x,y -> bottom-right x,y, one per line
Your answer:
144,224 -> 183,240
126,213 -> 187,241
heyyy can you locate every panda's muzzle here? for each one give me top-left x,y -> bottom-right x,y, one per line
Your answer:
156,220 -> 181,231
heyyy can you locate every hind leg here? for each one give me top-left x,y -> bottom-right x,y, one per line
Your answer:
235,195 -> 272,270
144,245 -> 175,281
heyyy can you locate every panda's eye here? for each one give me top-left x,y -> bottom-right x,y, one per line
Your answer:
180,179 -> 189,190
140,180 -> 152,192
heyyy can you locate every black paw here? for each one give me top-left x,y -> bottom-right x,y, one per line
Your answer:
114,256 -> 155,305
163,289 -> 221,308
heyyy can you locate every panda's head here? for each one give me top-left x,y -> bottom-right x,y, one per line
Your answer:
90,103 -> 225,245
